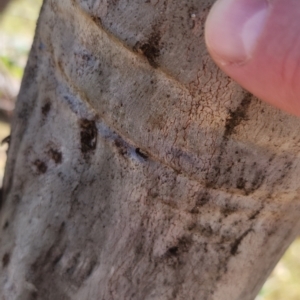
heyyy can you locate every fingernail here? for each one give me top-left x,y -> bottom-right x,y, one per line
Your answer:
205,0 -> 269,65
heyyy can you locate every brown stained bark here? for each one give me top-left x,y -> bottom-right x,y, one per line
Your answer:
1,0 -> 300,299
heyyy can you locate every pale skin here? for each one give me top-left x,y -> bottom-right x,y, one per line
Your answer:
205,0 -> 300,117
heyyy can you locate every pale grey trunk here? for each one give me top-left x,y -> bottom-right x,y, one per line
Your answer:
1,0 -> 300,299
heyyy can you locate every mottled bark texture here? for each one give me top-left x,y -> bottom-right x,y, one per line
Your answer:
1,0 -> 300,299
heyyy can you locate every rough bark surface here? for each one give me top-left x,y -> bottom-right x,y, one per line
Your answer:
1,0 -> 300,299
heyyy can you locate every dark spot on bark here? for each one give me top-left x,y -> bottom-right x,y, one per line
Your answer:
135,241 -> 144,256
215,257 -> 229,283
178,236 -> 192,251
197,191 -> 210,206
30,291 -> 38,300
249,206 -> 263,220
172,286 -> 180,298
269,155 -> 275,163
203,243 -> 208,253
187,223 -> 196,231
201,225 -> 213,237
168,246 -> 179,256
48,148 -> 62,164
250,171 -> 265,191
190,191 -> 210,213
237,170 -> 266,195
66,253 -> 80,275
80,119 -> 97,154
3,221 -> 9,229
41,102 -> 51,117
190,206 -> 199,214
59,221 -> 65,233
224,93 -> 252,138
166,236 -> 192,258
57,60 -> 64,74
285,161 -> 293,169
2,253 -> 10,267
52,252 -> 63,267
221,205 -> 237,217
230,229 -> 253,256
85,260 -> 97,278
114,139 -> 127,156
135,148 -> 148,160
31,223 -> 66,273
149,189 -> 159,199
138,30 -> 161,68
40,246 -> 64,270
165,236 -> 193,269
236,177 -> 246,190
34,160 -> 47,174
91,15 -> 102,27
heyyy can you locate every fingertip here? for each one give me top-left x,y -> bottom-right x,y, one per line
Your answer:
205,0 -> 269,66
205,0 -> 300,116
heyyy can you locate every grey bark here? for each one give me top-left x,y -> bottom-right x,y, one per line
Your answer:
1,0 -> 300,299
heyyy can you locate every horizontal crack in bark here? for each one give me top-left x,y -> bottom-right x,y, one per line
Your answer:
64,0 -> 190,91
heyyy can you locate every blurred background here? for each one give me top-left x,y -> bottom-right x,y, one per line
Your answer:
0,1 -> 299,299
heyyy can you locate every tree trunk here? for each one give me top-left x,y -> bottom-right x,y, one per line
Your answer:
1,0 -> 300,299
0,0 -> 10,13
